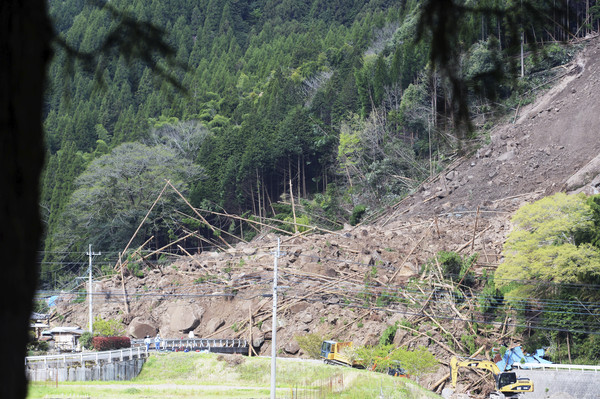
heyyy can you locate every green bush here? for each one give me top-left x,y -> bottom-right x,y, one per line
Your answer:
460,334 -> 477,354
34,299 -> 50,314
436,251 -> 477,286
295,333 -> 326,359
92,336 -> 131,351
79,331 -> 93,349
93,316 -> 126,337
27,339 -> 49,353
72,289 -> 87,304
127,262 -> 144,278
379,322 -> 399,346
350,205 -> 367,225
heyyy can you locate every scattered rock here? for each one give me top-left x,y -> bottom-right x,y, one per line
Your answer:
300,312 -> 314,324
284,340 -> 300,354
242,247 -> 257,256
497,150 -> 516,162
128,317 -> 157,339
205,318 -> 225,334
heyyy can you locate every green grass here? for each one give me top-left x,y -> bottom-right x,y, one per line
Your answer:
27,352 -> 441,398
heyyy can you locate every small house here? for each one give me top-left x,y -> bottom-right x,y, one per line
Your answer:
47,326 -> 84,352
30,312 -> 50,339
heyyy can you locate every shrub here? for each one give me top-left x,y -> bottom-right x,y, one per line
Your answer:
350,205 -> 367,225
295,333 -> 326,359
27,338 -> 49,353
436,251 -> 478,286
91,336 -> 131,351
79,331 -> 93,349
94,316 -> 126,336
379,322 -> 399,346
72,289 -> 87,304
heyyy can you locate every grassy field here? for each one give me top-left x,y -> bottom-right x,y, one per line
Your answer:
27,352 -> 440,398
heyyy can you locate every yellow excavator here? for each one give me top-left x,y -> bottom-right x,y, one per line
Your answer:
450,356 -> 534,399
320,340 -> 363,367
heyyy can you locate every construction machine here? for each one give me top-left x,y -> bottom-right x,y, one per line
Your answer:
450,356 -> 534,399
386,360 -> 409,377
320,340 -> 363,368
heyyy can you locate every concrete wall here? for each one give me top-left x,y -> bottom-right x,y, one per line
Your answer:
517,369 -> 600,399
27,358 -> 145,382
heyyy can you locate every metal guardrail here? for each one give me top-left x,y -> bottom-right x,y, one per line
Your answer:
517,363 -> 600,372
131,338 -> 248,351
25,346 -> 148,367
26,338 -> 248,367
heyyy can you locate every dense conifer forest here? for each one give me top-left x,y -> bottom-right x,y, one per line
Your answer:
41,0 -> 597,290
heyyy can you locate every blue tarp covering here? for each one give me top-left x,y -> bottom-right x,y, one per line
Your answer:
47,295 -> 59,307
496,346 -> 553,371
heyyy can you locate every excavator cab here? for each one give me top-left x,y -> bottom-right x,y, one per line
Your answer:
496,372 -> 534,394
321,340 -> 362,367
320,340 -> 334,359
496,372 -> 517,389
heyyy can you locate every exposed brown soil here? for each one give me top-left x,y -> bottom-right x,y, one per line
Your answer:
52,35 -> 600,397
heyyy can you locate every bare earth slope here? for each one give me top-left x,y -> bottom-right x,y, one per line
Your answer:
402,36 -> 600,217
52,36 -> 600,396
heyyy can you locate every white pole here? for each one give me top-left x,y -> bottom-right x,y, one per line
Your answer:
87,244 -> 100,333
88,244 -> 93,333
270,237 -> 280,399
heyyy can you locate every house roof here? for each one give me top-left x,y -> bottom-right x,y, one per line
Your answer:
31,312 -> 50,320
48,326 -> 84,335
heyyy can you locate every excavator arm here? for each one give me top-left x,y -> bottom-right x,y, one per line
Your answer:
450,356 -> 534,395
450,356 -> 500,387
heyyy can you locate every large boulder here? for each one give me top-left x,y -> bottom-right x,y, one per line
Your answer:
128,317 -> 158,338
251,327 -> 265,348
284,340 -> 300,355
204,318 -> 225,334
565,152 -> 600,192
160,302 -> 204,333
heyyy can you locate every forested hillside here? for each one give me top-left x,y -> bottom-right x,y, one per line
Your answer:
40,0 -> 596,289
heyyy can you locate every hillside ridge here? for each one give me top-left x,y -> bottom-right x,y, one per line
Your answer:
52,36 -> 600,396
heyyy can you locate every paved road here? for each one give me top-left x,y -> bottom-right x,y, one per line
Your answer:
518,369 -> 600,399
58,383 -> 281,391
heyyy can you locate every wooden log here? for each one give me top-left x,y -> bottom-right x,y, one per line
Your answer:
177,245 -> 227,284
470,206 -> 480,252
166,179 -> 233,249
174,209 -> 247,243
289,179 -> 298,234
390,222 -> 433,282
138,232 -> 195,262
248,305 -> 253,357
396,324 -> 459,357
116,235 -> 154,271
455,224 -> 492,253
180,228 -> 227,252
117,181 -> 169,269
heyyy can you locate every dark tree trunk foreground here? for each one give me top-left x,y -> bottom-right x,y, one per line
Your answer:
1,2 -> 53,398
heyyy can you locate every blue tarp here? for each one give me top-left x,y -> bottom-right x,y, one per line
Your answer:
496,346 -> 553,371
47,295 -> 59,307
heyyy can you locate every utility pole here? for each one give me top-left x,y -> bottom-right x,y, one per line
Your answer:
87,244 -> 101,333
270,237 -> 280,399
